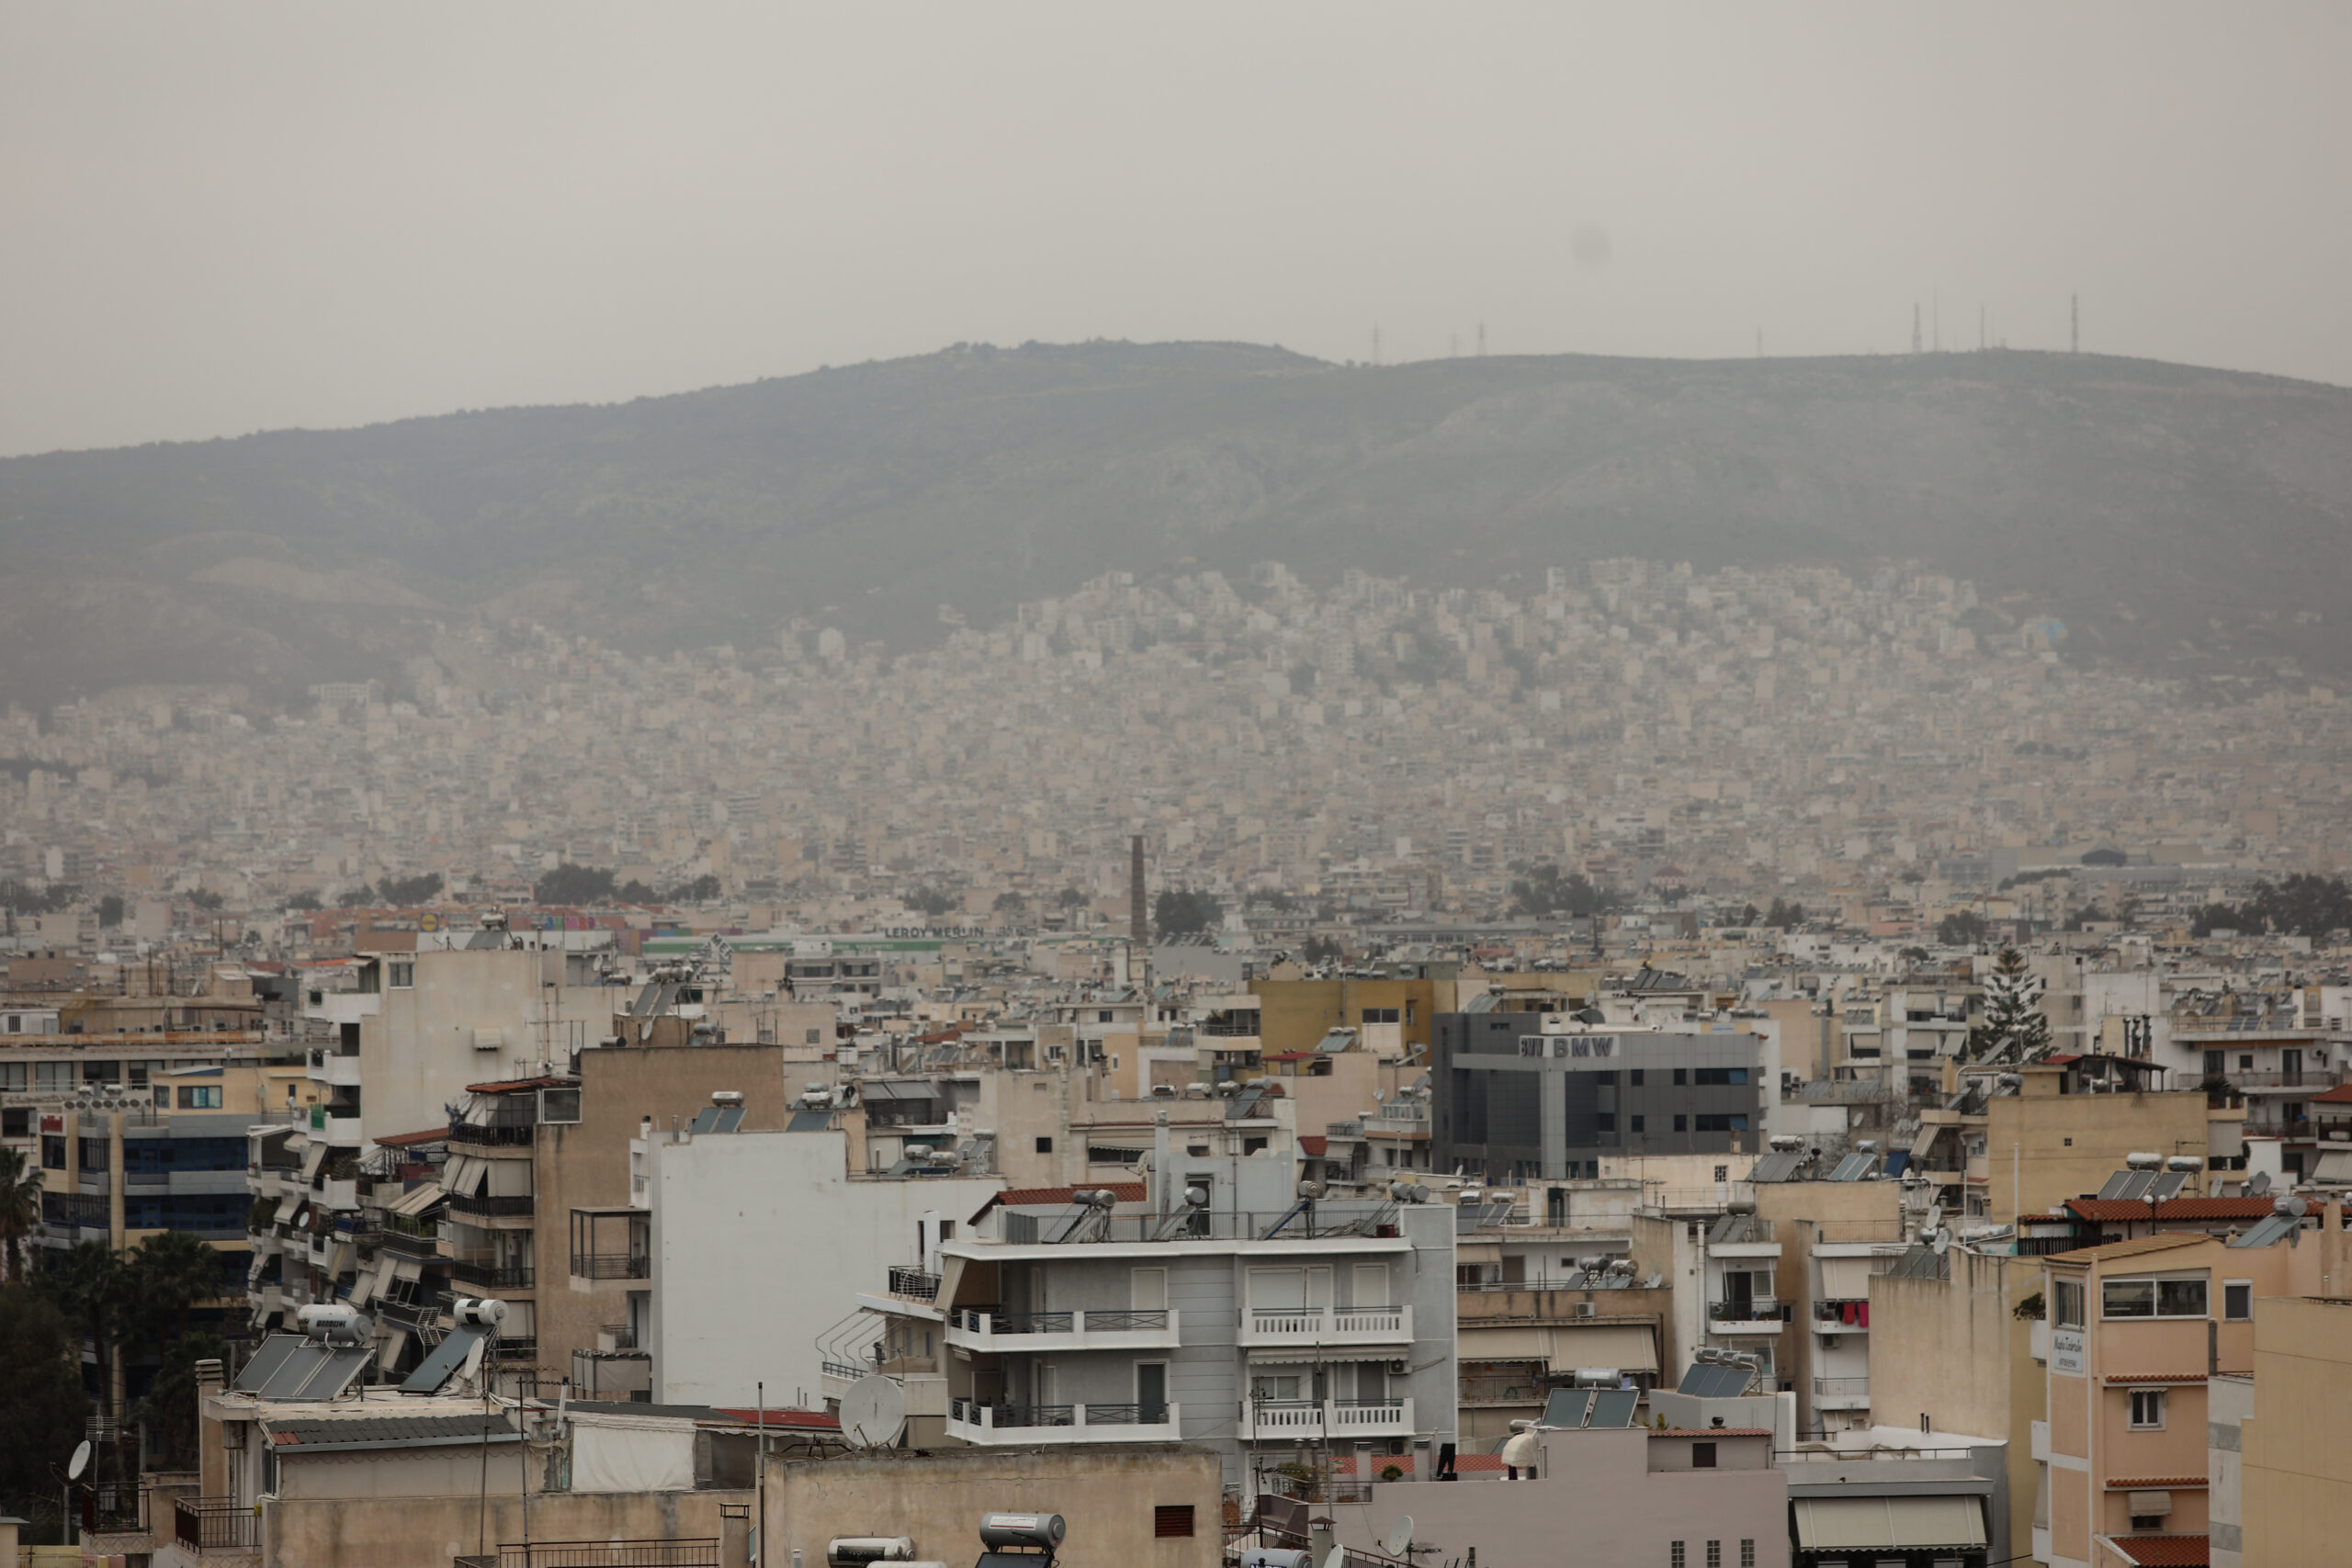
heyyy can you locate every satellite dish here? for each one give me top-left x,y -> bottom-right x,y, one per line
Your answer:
1922,1203 -> 1944,1236
1320,1551 -> 1347,1568
2249,1170 -> 2272,1196
67,1440 -> 92,1481
838,1374 -> 908,1450
1930,1227 -> 1952,1255
1385,1517 -> 1415,1558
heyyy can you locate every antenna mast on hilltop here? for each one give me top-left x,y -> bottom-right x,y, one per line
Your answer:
2072,294 -> 2079,355
1477,321 -> 1487,356
1912,304 -> 1922,355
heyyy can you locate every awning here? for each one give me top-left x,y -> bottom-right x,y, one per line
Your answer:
388,1180 -> 444,1217
1792,1495 -> 1987,1551
1819,1256 -> 1880,1300
444,1156 -> 488,1198
390,1256 -> 424,1282
1547,1323 -> 1658,1374
300,1141 -> 329,1182
1247,1347 -> 1405,1365
2310,1149 -> 2352,1183
273,1193 -> 300,1224
376,1327 -> 411,1372
1458,1325 -> 1551,1361
1456,1242 -> 1503,1265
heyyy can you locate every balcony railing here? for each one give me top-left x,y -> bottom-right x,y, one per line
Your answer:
1709,1298 -> 1786,1324
1238,1397 -> 1416,1440
887,1266 -> 940,1301
572,1253 -> 650,1280
450,1111 -> 537,1147
945,1306 -> 1180,1351
460,1540 -> 721,1568
1240,1304 -> 1412,1346
2227,1068 -> 2344,1091
447,1191 -> 535,1218
1813,1376 -> 1870,1397
175,1496 -> 260,1553
945,1397 -> 1182,1444
451,1259 -> 536,1291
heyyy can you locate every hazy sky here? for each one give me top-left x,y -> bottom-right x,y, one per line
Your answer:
4,2 -> 2348,457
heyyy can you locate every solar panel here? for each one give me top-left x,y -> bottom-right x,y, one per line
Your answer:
688,1106 -> 721,1134
400,1326 -> 486,1394
277,1346 -> 373,1401
1826,1153 -> 1869,1182
786,1111 -> 831,1133
1541,1388 -> 1593,1427
233,1335 -> 304,1393
2150,1171 -> 2188,1201
710,1106 -> 745,1134
1675,1361 -> 1751,1398
1588,1389 -> 1640,1428
1748,1151 -> 1804,1184
2119,1170 -> 2157,1200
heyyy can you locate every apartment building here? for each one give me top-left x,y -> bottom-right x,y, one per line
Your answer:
2033,1214 -> 2335,1567
1432,1012 -> 1772,1182
854,1139 -> 1457,1486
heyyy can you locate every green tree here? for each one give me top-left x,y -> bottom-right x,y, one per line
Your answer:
1966,947 -> 2052,1065
1765,898 -> 1806,929
97,894 -> 125,927
663,874 -> 723,903
1936,910 -> 1989,945
189,888 -> 225,911
132,1328 -> 224,1472
905,888 -> 956,919
375,872 -> 445,906
1507,864 -> 1612,919
0,1286 -> 87,1529
40,1241 -> 130,1451
0,1147 -> 42,1283
126,1230 -> 222,1348
1153,888 -> 1221,937
1055,887 -> 1086,909
535,863 -> 617,905
284,890 -> 322,911
991,891 -> 1027,914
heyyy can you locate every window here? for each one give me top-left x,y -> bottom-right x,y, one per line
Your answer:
2103,1277 -> 2207,1319
1713,1165 -> 1729,1182
1705,1541 -> 1722,1568
1670,1545 -> 1685,1568
1363,1008 -> 1401,1024
1631,1115 -> 1645,1133
1673,1115 -> 1688,1133
2224,1281 -> 2252,1321
388,961 -> 414,988
1691,1443 -> 1717,1469
2052,1279 -> 2085,1329
1597,1112 -> 1616,1132
1740,1543 -> 1755,1568
1694,1114 -> 1749,1133
806,1027 -> 823,1044
1153,1505 -> 1194,1539
1693,1067 -> 1748,1086
1630,1068 -> 1645,1086
1035,1136 -> 1053,1154
1252,1374 -> 1302,1401
178,1086 -> 222,1109
1673,1068 -> 1688,1086
2129,1389 -> 2165,1428
2131,1514 -> 2166,1531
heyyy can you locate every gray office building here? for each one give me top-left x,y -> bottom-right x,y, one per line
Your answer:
1432,1014 -> 1767,1181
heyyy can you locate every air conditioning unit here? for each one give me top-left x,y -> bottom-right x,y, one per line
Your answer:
1574,1302 -> 1598,1318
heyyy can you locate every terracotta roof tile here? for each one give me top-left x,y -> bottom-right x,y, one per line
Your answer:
2103,1532 -> 2208,1566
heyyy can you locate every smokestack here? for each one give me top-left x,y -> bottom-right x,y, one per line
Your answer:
1130,834 -> 1148,949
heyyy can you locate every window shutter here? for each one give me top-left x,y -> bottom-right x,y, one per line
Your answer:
1153,1506 -> 1194,1539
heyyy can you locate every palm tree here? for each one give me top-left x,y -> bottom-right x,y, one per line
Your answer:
0,1145 -> 41,1283
127,1230 -> 225,1348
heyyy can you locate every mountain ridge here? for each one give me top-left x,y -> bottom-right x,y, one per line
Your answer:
4,339 -> 2347,709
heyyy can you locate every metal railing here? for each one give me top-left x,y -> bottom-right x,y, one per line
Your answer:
447,1191 -> 535,1218
1813,1375 -> 1870,1397
451,1259 -> 535,1291
572,1253 -> 650,1280
474,1540 -> 720,1568
1075,1401 -> 1170,1426
450,1111 -> 537,1147
175,1496 -> 260,1552
887,1266 -> 939,1300
1709,1297 -> 1786,1322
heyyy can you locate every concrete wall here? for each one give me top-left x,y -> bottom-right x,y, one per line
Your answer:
1985,1080 -> 2211,1223
648,1127 -> 998,1407
1329,1429 -> 1788,1568
763,1443 -> 1223,1568
2238,1295 -> 2352,1567
361,948 -> 618,1140
265,1485 -> 750,1568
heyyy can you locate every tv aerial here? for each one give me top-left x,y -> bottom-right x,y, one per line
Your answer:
837,1374 -> 908,1450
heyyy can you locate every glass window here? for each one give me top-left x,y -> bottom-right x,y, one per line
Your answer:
2224,1282 -> 2252,1321
1705,1541 -> 1722,1568
388,961 -> 414,988
2053,1280 -> 2085,1328
1630,1069 -> 1645,1086
2158,1279 -> 2207,1317
1631,1115 -> 1645,1133
2102,1280 -> 2155,1318
2130,1390 -> 2165,1428
1670,1546 -> 1685,1568
1691,1443 -> 1717,1469
177,1086 -> 223,1109
1673,1115 -> 1688,1134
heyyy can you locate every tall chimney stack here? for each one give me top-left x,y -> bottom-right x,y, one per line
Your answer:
1130,834 -> 1148,949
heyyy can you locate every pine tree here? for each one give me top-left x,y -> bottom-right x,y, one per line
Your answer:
1967,947 -> 2052,1065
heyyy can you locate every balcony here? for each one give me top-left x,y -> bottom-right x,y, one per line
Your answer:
1813,1303 -> 1870,1335
457,1539 -> 718,1568
175,1496 -> 260,1556
572,1253 -> 650,1280
1240,1304 -> 1413,1348
450,1110 -> 538,1148
1812,1375 -> 1870,1411
311,1111 -> 363,1146
1708,1299 -> 1788,1334
888,1266 -> 940,1300
381,1213 -> 442,1256
945,1307 -> 1181,1354
451,1258 -> 536,1292
1459,1372 -> 1547,1407
1237,1397 -> 1417,1441
447,1191 -> 535,1219
305,1046 -> 363,1088
2230,1068 -> 2345,1092
945,1397 -> 1182,1445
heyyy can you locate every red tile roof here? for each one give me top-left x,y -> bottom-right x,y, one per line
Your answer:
465,1075 -> 572,1094
710,1407 -> 841,1431
968,1182 -> 1148,1223
1299,1135 -> 1329,1156
371,1128 -> 448,1148
2308,1083 -> 2352,1104
2064,1196 -> 2280,1224
2103,1373 -> 2212,1385
2104,1533 -> 2208,1565
2105,1476 -> 2208,1489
